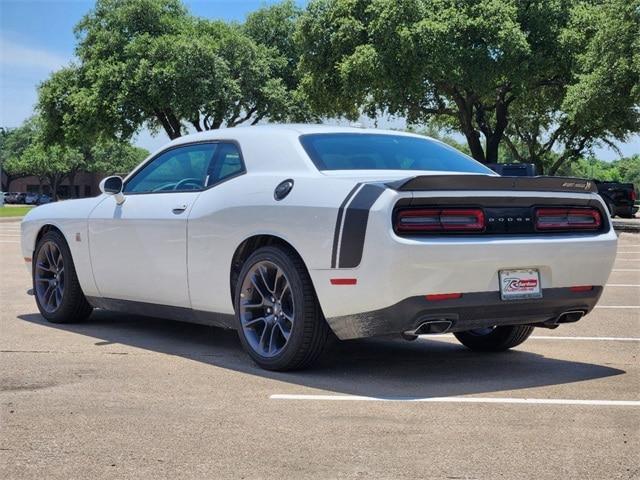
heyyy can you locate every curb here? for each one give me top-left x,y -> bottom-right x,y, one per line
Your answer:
0,217 -> 22,223
613,223 -> 640,233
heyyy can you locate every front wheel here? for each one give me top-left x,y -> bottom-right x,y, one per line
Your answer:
234,245 -> 329,371
454,325 -> 534,352
33,230 -> 93,323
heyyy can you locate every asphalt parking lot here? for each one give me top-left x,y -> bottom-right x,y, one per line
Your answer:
1,220 -> 638,480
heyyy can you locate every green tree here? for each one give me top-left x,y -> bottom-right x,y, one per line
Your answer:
1,116 -> 148,197
89,141 -> 149,176
0,120 -> 41,191
244,0 -> 314,121
559,154 -> 640,188
39,0 -> 303,142
503,0 -> 640,174
614,155 -> 640,188
297,0 -> 639,167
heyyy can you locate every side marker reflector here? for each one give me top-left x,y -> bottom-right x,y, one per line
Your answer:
426,293 -> 462,301
330,278 -> 357,285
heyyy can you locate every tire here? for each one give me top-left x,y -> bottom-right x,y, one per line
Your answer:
234,245 -> 329,371
454,325 -> 534,352
33,230 -> 93,323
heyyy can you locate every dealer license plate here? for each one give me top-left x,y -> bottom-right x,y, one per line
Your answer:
499,269 -> 542,300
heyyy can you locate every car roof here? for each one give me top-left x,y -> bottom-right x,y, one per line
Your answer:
146,124 -> 439,175
165,124 -> 426,148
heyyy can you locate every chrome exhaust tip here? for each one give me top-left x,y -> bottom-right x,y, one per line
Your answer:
555,310 -> 586,324
405,319 -> 453,336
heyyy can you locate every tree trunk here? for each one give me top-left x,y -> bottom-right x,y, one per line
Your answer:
450,92 -> 486,163
48,174 -> 64,200
484,98 -> 509,164
484,133 -> 500,164
462,128 -> 486,163
154,109 -> 182,139
68,171 -> 77,198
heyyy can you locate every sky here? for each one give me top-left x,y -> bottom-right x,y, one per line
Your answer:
1,0 -> 638,160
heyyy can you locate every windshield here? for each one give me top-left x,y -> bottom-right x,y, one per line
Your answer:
299,133 -> 493,174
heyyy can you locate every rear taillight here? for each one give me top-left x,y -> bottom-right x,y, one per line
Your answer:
535,207 -> 602,231
631,190 -> 637,202
395,208 -> 485,233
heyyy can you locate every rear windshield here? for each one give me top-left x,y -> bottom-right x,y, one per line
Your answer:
299,133 -> 493,174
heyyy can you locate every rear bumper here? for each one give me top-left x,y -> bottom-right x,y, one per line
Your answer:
326,287 -> 603,340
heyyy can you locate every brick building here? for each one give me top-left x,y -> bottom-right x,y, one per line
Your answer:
2,171 -> 104,199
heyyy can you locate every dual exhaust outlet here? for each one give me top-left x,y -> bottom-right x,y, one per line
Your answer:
403,309 -> 586,339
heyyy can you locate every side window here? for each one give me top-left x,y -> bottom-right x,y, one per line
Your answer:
124,143 -> 217,193
207,143 -> 244,186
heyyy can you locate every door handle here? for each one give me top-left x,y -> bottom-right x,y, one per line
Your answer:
172,204 -> 188,214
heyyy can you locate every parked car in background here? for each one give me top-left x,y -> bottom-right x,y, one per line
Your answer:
594,181 -> 638,218
36,194 -> 52,205
4,192 -> 20,204
487,163 -> 537,177
13,193 -> 27,204
21,125 -> 617,371
24,193 -> 40,205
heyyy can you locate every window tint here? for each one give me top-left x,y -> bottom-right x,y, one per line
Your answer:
124,144 -> 217,193
300,134 -> 493,174
207,143 -> 244,186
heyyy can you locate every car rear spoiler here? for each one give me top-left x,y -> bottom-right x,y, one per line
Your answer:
385,175 -> 598,193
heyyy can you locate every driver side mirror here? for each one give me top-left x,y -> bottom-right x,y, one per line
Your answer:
99,176 -> 125,205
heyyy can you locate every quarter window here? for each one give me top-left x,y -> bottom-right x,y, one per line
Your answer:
207,143 -> 244,186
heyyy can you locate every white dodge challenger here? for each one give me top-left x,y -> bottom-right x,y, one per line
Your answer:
21,125 -> 617,370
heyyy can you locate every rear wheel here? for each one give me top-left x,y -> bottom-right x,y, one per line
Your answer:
33,230 -> 93,323
234,245 -> 329,371
454,325 -> 534,352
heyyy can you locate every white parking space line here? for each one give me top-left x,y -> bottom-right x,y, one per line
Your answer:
0,240 -> 20,243
612,269 -> 640,272
606,284 -> 640,287
594,305 -> 640,309
269,394 -> 640,407
0,234 -> 20,237
426,334 -> 639,342
530,336 -> 640,342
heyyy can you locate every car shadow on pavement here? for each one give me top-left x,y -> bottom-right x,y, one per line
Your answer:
18,310 -> 625,399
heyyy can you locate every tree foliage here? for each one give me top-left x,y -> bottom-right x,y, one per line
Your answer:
38,0 -> 307,142
559,155 -> 640,188
0,116 -> 148,195
297,0 -> 640,167
504,0 -> 640,174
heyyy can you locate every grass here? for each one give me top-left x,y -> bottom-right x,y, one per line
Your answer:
0,206 -> 33,217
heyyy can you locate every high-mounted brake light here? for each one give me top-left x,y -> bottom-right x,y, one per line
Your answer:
396,208 -> 485,233
535,207 -> 601,231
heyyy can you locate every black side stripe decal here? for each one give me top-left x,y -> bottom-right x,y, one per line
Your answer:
331,183 -> 362,268
338,184 -> 385,269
